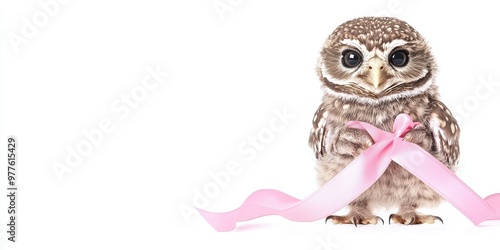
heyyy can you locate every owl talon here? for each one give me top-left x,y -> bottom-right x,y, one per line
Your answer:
325,215 -> 383,226
389,214 -> 443,225
434,216 -> 444,224
376,216 -> 385,225
408,216 -> 416,225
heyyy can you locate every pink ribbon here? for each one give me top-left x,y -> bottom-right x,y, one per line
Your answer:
196,114 -> 500,231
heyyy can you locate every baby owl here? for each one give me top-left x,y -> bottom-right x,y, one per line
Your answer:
309,17 -> 460,225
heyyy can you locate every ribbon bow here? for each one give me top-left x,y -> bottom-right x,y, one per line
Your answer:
196,114 -> 500,231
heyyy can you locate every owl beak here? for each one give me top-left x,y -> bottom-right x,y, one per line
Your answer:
366,57 -> 385,89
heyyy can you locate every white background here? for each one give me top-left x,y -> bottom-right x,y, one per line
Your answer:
1,0 -> 500,249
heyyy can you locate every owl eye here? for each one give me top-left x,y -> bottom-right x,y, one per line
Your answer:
341,50 -> 362,68
389,50 -> 410,67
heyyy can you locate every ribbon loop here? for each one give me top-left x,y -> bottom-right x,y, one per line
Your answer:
392,113 -> 419,137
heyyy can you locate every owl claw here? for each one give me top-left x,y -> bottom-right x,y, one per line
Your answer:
434,216 -> 444,224
376,216 -> 385,225
389,214 -> 443,225
388,214 -> 397,224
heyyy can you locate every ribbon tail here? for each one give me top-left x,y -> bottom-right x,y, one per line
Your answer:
391,139 -> 500,225
196,190 -> 301,232
196,140 -> 393,231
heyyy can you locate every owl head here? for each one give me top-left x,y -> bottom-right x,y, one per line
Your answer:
318,17 -> 437,104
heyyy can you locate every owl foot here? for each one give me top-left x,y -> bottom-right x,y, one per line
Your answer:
403,125 -> 433,151
388,214 -> 443,225
325,215 -> 384,226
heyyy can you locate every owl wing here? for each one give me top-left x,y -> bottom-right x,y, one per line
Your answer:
428,100 -> 460,166
308,104 -> 330,159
